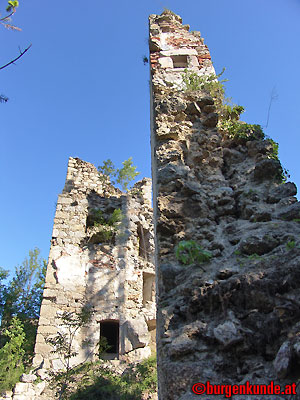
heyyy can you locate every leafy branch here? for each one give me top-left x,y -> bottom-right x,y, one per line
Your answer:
0,1 -> 20,31
175,240 -> 212,266
46,306 -> 94,399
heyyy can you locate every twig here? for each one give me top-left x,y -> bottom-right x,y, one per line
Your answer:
0,44 -> 32,70
265,86 -> 278,129
0,8 -> 16,22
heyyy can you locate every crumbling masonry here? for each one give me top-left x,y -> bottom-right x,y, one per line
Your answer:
150,10 -> 300,400
4,9 -> 300,400
33,157 -> 156,372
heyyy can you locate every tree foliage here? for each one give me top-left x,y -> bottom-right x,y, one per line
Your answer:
0,316 -> 25,390
0,248 -> 46,379
46,306 -> 94,399
1,1 -> 32,102
98,157 -> 140,191
1,248 -> 47,322
1,0 -> 20,31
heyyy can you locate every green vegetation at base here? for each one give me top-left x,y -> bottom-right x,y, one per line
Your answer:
69,356 -> 157,400
46,304 -> 157,399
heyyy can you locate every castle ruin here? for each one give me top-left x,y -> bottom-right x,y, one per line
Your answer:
3,9 -> 300,400
150,9 -> 300,400
33,157 -> 156,370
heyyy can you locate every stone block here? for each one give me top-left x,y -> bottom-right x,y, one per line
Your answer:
161,48 -> 197,56
188,55 -> 199,67
38,325 -> 58,334
13,383 -> 29,394
51,358 -> 64,371
34,342 -> 53,355
213,321 -> 242,347
32,354 -> 43,367
38,317 -> 50,326
158,57 -> 173,68
20,373 -> 36,383
43,289 -> 58,298
0,391 -> 12,399
58,196 -> 73,204
34,381 -> 46,395
121,317 -> 150,353
36,369 -> 49,380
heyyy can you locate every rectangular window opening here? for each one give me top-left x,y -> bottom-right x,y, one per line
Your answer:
137,224 -> 151,261
143,272 -> 155,305
172,55 -> 188,68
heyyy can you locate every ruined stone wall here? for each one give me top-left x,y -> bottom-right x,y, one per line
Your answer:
150,10 -> 300,400
14,157 -> 155,399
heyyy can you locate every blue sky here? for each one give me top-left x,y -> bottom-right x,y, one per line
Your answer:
1,0 -> 300,276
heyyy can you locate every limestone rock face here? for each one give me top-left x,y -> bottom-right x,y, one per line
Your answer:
149,9 -> 300,400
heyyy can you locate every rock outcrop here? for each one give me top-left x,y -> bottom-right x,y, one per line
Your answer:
150,10 -> 300,400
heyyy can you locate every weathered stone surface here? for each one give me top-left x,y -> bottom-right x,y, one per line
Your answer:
239,233 -> 279,255
196,96 -> 214,107
185,102 -> 201,115
13,383 -> 30,395
253,158 -> 282,181
157,164 -> 189,185
273,341 -> 292,378
33,381 -> 46,396
150,9 -> 300,400
213,321 -> 242,347
277,201 -> 300,220
267,182 -> 297,203
0,391 -> 13,399
202,112 -> 218,127
20,375 -> 36,384
122,318 -> 151,353
168,336 -> 196,359
28,158 -> 156,400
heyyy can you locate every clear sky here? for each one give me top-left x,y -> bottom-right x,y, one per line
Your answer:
1,0 -> 300,276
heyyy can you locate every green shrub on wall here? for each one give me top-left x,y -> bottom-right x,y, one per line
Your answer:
87,208 -> 124,244
181,68 -> 288,182
175,240 -> 212,265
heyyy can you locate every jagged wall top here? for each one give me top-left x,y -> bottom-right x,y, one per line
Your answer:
149,10 -> 215,87
62,157 -> 152,207
63,157 -> 121,196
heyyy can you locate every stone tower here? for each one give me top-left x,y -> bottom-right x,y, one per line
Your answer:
150,10 -> 300,400
33,157 -> 156,372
